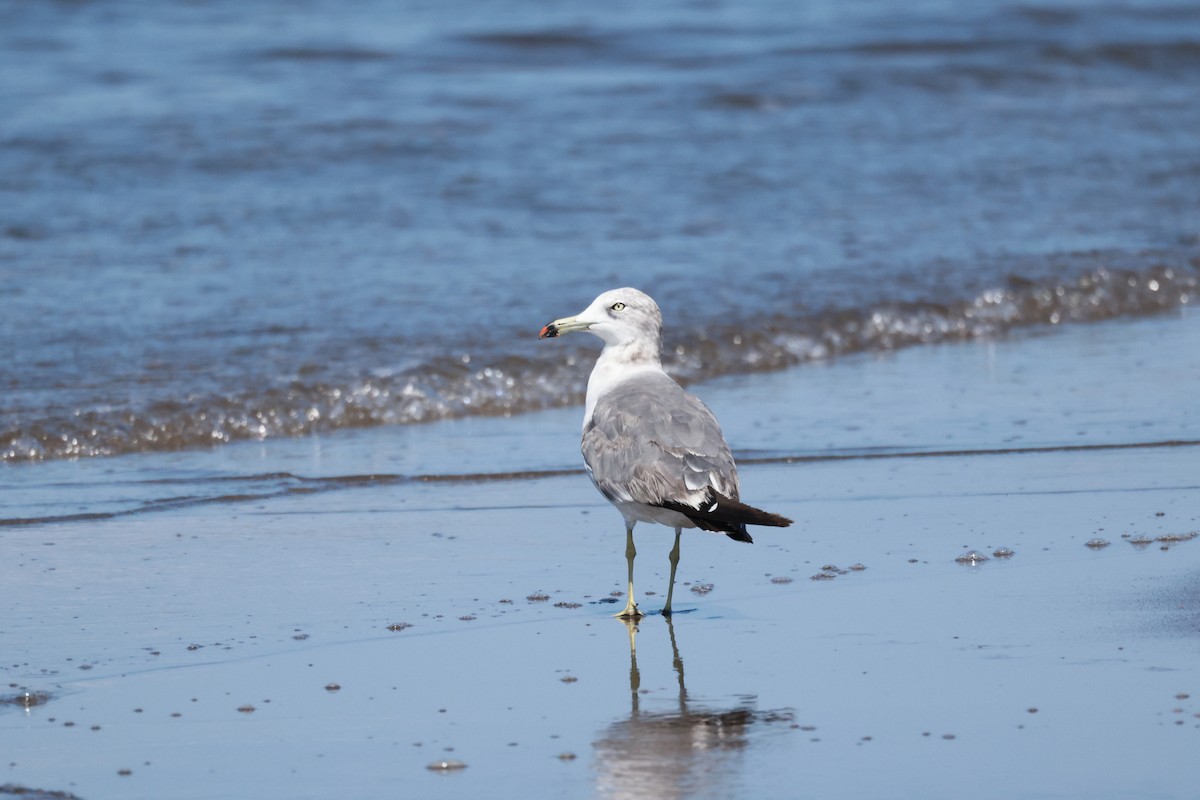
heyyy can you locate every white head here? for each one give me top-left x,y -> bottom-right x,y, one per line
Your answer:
539,287 -> 663,360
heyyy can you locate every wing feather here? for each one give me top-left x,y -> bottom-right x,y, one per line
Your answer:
581,372 -> 740,509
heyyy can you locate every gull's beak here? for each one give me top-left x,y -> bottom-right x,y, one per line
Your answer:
539,314 -> 591,339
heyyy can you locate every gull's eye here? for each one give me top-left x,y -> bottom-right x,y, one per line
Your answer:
610,302 -> 626,312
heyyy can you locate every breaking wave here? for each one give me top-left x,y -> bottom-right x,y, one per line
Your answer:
3,259 -> 1195,462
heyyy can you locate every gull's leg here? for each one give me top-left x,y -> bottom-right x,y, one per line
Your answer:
616,522 -> 642,619
663,527 -> 683,617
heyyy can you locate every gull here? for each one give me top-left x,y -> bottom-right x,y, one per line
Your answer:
539,288 -> 792,618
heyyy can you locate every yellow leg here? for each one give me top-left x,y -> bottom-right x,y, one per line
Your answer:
662,527 -> 682,617
616,523 -> 642,619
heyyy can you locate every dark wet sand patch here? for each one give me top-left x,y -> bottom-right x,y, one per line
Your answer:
0,691 -> 52,710
0,785 -> 85,800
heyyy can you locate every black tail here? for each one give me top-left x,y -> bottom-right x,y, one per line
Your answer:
655,491 -> 792,544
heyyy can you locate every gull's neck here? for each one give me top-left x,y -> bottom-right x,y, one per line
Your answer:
583,339 -> 664,428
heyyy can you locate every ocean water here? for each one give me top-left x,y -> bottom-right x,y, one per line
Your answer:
2,0 -> 1198,466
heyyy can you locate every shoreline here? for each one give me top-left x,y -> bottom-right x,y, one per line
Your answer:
4,308 -> 1198,524
3,311 -> 1199,799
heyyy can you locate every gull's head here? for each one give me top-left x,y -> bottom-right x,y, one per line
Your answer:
539,288 -> 663,350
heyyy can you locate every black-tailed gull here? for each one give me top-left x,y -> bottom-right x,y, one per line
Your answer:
539,288 -> 792,618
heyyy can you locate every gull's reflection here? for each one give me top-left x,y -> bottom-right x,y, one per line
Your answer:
593,617 -> 795,800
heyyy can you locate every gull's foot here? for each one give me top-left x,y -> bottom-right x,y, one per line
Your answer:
614,601 -> 642,620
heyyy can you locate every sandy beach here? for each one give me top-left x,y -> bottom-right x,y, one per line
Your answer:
3,310 -> 1198,799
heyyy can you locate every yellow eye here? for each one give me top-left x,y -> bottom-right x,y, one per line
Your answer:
610,302 -> 626,311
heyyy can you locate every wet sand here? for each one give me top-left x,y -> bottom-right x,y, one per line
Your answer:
3,312 -> 1200,799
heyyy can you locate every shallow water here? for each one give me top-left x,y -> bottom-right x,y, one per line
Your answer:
3,0 -> 1198,460
2,312 -> 1199,800
4,311 -> 1196,527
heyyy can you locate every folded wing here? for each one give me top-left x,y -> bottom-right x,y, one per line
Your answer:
582,372 -> 791,541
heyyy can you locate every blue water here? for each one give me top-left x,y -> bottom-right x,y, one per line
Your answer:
2,0 -> 1198,462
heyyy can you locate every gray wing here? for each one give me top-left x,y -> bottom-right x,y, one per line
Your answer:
581,372 -> 740,508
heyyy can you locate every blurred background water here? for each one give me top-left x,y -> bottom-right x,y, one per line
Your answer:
1,0 -> 1197,464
